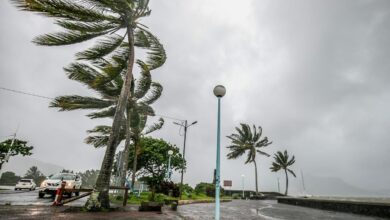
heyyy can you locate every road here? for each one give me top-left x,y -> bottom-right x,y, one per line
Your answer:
0,188 -> 87,206
177,200 -> 387,220
0,189 -> 387,219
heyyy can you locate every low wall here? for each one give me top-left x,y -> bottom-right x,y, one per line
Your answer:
278,197 -> 390,218
179,199 -> 232,206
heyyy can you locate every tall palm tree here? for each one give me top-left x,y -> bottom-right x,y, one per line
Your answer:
226,123 -> 272,196
270,150 -> 296,195
12,0 -> 165,207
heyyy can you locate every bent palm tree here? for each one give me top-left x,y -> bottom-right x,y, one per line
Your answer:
12,0 -> 165,207
226,123 -> 272,196
270,150 -> 296,195
51,56 -> 164,188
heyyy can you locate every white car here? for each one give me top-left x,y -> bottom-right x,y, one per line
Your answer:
15,179 -> 36,191
39,173 -> 82,198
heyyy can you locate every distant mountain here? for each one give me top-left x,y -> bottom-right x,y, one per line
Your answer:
289,174 -> 390,197
1,156 -> 64,177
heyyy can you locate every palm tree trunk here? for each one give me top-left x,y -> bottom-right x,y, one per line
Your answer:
120,109 -> 132,187
284,169 -> 289,196
95,26 -> 135,208
253,160 -> 259,195
131,138 -> 139,190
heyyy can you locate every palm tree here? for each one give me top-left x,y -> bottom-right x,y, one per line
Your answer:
270,150 -> 296,195
12,0 -> 165,207
50,56 -> 164,188
226,123 -> 272,196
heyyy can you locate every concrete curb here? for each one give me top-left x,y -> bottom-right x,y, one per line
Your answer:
178,199 -> 232,206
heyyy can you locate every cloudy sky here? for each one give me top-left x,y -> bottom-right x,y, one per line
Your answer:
1,0 -> 390,194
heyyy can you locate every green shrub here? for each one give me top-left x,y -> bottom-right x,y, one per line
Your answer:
232,193 -> 240,199
155,181 -> 180,197
195,182 -> 224,197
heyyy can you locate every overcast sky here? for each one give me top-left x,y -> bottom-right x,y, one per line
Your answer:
1,0 -> 390,194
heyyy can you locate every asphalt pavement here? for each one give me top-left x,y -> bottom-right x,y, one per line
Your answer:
0,189 -> 387,219
0,187 -> 87,206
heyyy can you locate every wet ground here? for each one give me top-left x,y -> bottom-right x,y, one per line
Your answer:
176,200 -> 387,220
0,187 -> 87,206
0,188 -> 387,219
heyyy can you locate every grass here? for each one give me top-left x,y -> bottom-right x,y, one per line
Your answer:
109,192 -> 232,205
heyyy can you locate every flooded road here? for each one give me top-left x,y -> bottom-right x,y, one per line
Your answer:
177,200 -> 386,220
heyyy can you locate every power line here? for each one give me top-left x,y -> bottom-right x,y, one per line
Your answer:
0,86 -> 184,122
0,87 -> 53,100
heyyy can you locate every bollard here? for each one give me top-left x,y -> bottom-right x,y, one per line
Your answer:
52,181 -> 66,206
123,187 -> 128,207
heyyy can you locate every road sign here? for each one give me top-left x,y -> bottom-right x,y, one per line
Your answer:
223,180 -> 232,187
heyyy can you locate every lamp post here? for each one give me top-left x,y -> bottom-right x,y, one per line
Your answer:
213,85 -> 226,220
173,120 -> 197,199
167,150 -> 174,180
241,174 -> 245,199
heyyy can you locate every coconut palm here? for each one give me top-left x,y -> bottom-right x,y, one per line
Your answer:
50,56 -> 164,188
12,0 -> 165,207
226,123 -> 272,196
270,150 -> 296,195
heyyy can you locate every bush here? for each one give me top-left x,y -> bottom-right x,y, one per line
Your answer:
155,181 -> 180,197
195,182 -> 224,197
232,193 -> 240,199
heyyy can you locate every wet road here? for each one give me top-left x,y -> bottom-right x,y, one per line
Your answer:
0,188 -> 87,206
177,200 -> 387,220
0,190 -> 387,220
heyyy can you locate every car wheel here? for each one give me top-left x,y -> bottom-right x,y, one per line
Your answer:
38,192 -> 45,198
75,191 -> 80,196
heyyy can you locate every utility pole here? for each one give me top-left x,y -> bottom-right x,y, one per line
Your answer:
174,120 -> 197,199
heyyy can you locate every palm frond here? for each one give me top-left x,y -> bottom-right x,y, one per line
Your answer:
11,0 -> 119,22
139,82 -> 162,105
33,31 -> 107,46
50,95 -> 114,111
144,117 -> 164,135
76,34 -> 125,60
134,60 -> 151,99
87,106 -> 116,119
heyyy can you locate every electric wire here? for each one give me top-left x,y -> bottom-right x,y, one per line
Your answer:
0,86 -> 183,123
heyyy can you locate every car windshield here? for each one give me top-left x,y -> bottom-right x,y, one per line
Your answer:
19,179 -> 31,183
50,173 -> 75,180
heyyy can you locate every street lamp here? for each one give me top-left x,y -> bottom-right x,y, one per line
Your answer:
241,174 -> 245,199
213,85 -> 226,220
166,150 -> 174,180
173,120 -> 197,199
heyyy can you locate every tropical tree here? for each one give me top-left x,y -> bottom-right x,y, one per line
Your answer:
12,0 -> 164,208
226,123 -> 272,196
270,150 -> 296,195
50,54 -> 165,188
0,139 -> 33,170
0,172 -> 21,186
24,166 -> 46,185
129,137 -> 185,200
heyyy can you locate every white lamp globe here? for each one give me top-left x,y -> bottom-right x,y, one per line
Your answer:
168,150 -> 174,155
213,85 -> 226,97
